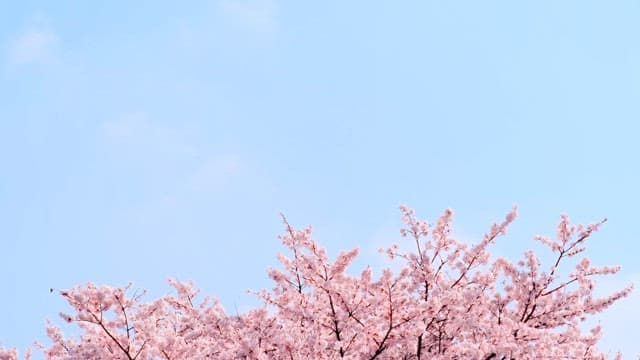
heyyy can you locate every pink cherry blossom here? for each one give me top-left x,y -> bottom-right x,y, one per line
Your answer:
1,207 -> 632,359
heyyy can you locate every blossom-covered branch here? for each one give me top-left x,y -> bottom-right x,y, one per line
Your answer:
1,207 -> 632,359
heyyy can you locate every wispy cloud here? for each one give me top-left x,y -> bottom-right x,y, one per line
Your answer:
165,0 -> 278,58
102,111 -> 244,194
102,111 -> 196,158
188,154 -> 244,192
8,20 -> 59,65
219,0 -> 277,34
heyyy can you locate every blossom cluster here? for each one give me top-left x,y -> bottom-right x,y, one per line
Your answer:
1,207 -> 632,359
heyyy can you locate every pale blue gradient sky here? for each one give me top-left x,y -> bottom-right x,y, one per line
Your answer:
1,1 -> 639,357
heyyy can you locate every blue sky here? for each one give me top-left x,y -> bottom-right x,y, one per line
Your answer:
1,0 -> 639,357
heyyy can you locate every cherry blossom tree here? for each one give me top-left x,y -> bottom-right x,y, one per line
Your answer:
1,206 -> 633,359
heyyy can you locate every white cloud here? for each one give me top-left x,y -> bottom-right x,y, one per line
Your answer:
102,111 -> 245,193
188,154 -> 244,192
102,111 -> 196,158
8,25 -> 59,65
219,0 -> 277,34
